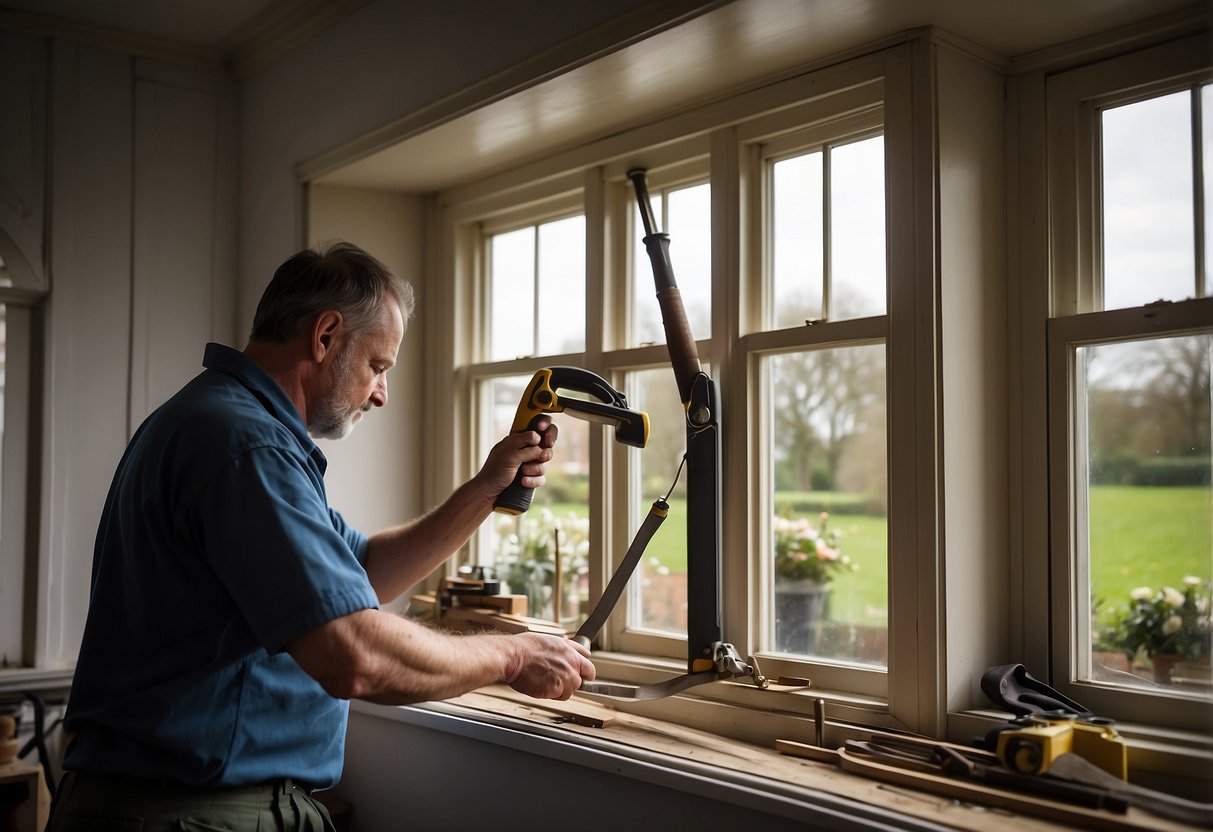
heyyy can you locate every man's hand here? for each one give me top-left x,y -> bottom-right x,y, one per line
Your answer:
478,416 -> 559,496
289,609 -> 596,705
504,633 -> 596,701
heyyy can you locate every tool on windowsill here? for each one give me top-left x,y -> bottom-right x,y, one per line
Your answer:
493,366 -> 649,515
976,663 -> 1128,780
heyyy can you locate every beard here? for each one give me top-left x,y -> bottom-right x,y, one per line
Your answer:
309,343 -> 371,440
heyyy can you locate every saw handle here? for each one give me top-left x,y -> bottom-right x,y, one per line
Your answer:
628,169 -> 703,406
494,414 -> 545,516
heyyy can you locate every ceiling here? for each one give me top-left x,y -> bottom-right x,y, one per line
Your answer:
310,0 -> 1204,192
3,0 -> 1204,192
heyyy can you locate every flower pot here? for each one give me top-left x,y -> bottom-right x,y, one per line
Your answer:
1151,653 -> 1183,684
775,579 -> 831,654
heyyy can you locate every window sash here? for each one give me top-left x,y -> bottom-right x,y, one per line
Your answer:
1046,298 -> 1213,730
1044,36 -> 1213,734
1046,34 -> 1211,316
0,299 -> 34,667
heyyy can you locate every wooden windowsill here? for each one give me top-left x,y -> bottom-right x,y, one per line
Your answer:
356,685 -> 1197,832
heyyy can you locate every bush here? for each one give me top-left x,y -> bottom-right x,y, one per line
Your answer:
1090,453 -> 1139,485
774,492 -> 882,516
1091,454 -> 1210,486
1135,457 -> 1210,486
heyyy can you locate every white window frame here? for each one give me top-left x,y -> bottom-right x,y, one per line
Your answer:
0,242 -> 46,672
1043,33 -> 1213,733
434,43 -> 938,736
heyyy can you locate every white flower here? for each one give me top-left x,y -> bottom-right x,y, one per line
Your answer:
1162,615 -> 1183,636
1129,586 -> 1154,601
1161,586 -> 1185,608
1183,576 -> 1202,588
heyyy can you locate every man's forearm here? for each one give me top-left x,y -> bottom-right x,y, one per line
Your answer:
289,608 -> 593,704
363,475 -> 497,602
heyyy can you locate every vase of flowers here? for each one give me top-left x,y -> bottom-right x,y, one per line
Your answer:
1107,577 -> 1211,685
495,509 -> 590,623
772,512 -> 857,653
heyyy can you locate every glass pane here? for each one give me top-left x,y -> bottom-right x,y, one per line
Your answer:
632,183 -> 711,346
831,136 -> 886,319
1102,91 -> 1195,310
772,152 -> 825,328
768,345 -> 888,667
1084,335 -> 1212,696
481,374 -> 591,625
536,216 -> 586,355
489,228 -> 535,361
1204,84 -> 1212,299
627,366 -> 690,636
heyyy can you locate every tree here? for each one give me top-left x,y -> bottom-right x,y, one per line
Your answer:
771,345 -> 884,493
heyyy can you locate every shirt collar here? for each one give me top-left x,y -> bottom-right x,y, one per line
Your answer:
202,342 -> 327,471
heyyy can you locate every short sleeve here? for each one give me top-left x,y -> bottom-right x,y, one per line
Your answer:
188,445 -> 379,651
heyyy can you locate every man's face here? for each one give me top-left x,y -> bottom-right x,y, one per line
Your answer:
310,299 -> 405,440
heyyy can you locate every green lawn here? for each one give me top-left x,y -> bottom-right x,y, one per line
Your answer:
1089,485 -> 1212,616
542,485 -> 1211,628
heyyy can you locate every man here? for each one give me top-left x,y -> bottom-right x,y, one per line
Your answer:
48,242 -> 595,830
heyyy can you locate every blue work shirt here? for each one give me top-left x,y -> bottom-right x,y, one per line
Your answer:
63,343 -> 380,788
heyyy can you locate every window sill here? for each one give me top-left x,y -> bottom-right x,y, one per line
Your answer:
353,686 -> 1193,831
0,668 -> 73,699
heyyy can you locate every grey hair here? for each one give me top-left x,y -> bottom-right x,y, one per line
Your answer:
249,241 -> 415,344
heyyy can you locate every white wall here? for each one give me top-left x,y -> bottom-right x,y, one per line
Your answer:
0,30 -> 238,668
236,0 -> 682,339
935,43 -> 1010,713
307,184 -> 425,563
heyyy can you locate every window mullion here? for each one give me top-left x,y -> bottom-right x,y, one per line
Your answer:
1192,84 -> 1206,299
822,145 -> 833,321
532,228 -> 541,356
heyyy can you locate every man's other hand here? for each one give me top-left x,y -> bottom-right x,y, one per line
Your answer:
504,633 -> 595,701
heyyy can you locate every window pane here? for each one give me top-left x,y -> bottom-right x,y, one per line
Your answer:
489,217 -> 587,361
1102,92 -> 1195,310
626,366 -> 690,636
0,300 -> 17,667
831,136 -> 886,319
768,346 -> 888,667
768,136 -> 886,331
1204,84 -> 1212,299
632,183 -> 711,346
1083,335 -> 1212,696
772,152 -> 825,328
537,216 -> 586,355
489,228 -> 535,361
481,374 -> 591,625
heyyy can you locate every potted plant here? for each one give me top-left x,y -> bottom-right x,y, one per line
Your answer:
495,509 -> 589,623
772,512 -> 857,653
1107,577 -> 1211,684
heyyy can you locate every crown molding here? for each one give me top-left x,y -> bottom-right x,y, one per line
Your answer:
224,0 -> 366,80
0,0 -> 366,79
1008,3 -> 1209,75
0,7 -> 224,71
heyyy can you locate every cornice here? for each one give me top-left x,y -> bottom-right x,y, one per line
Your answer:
0,0 -> 367,79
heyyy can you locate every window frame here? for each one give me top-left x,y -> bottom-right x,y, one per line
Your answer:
1043,33 -> 1213,733
433,42 -> 939,737
0,243 -> 45,671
